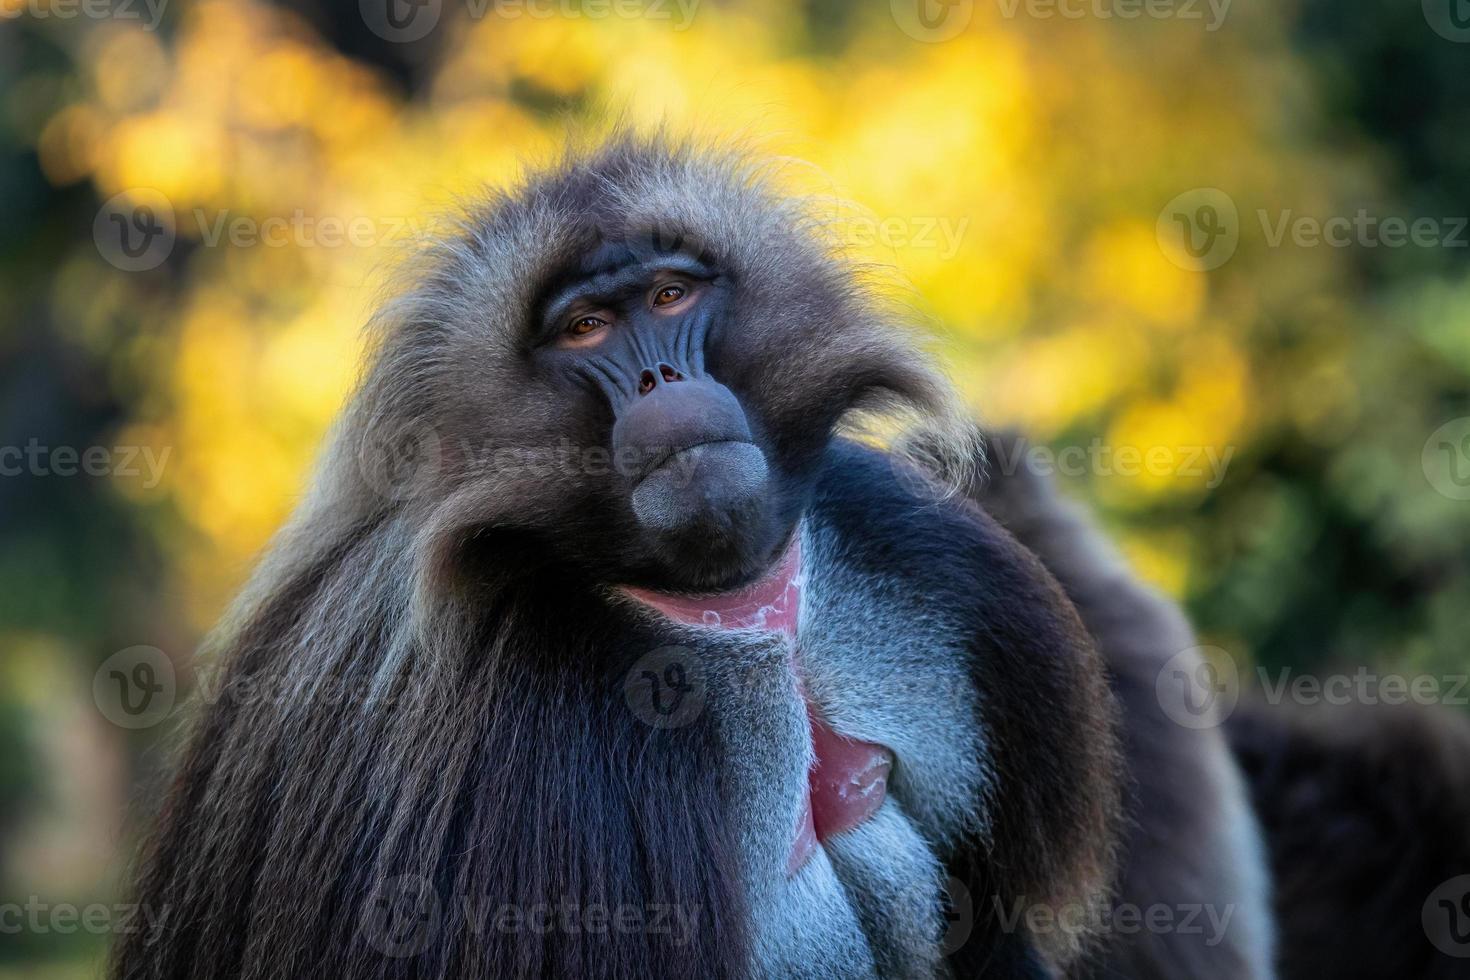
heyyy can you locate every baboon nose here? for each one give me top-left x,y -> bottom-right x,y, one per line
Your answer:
637,363 -> 685,396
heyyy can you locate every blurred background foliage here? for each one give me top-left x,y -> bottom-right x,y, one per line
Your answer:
1,0 -> 1468,974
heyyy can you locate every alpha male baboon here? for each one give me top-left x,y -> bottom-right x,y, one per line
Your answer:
113,136 -> 1470,979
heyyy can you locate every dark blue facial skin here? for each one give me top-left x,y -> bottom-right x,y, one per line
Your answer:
534,240 -> 789,591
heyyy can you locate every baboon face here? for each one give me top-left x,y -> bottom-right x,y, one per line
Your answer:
372,144 -> 951,592
529,233 -> 789,590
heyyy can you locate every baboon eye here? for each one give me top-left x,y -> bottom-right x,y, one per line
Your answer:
652,284 -> 687,307
568,315 -> 606,337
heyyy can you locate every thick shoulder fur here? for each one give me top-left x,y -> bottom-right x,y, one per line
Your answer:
956,430 -> 1278,980
960,428 -> 1470,979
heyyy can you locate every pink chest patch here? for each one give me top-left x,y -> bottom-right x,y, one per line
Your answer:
620,534 -> 894,876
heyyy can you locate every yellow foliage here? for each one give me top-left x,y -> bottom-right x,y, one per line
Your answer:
41,0 -> 1344,619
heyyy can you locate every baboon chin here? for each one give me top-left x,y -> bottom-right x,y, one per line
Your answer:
112,135 -> 1470,980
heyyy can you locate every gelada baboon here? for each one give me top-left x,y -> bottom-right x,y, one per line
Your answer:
113,136 -> 1470,979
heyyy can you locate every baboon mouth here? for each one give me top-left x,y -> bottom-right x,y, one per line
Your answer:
620,532 -> 895,875
621,525 -> 801,630
632,437 -> 753,486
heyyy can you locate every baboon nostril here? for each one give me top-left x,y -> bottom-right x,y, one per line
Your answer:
639,366 -> 683,395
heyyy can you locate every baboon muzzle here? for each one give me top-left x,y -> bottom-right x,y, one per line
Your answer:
610,368 -> 770,547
